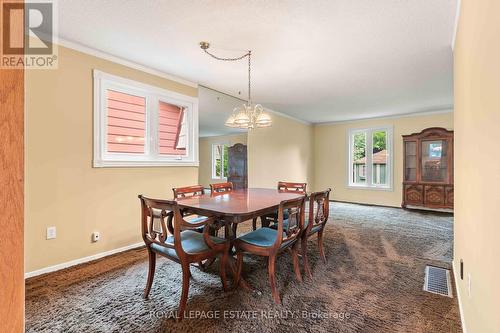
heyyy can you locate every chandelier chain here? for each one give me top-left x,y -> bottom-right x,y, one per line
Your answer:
203,48 -> 252,104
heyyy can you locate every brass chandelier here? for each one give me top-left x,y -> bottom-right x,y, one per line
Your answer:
200,41 -> 272,129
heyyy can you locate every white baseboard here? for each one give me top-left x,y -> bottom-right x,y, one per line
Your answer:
25,242 -> 144,279
452,260 -> 468,333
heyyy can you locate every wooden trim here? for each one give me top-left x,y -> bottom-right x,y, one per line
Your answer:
0,0 -> 25,329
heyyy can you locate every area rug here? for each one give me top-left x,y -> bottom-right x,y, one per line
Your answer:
25,202 -> 462,333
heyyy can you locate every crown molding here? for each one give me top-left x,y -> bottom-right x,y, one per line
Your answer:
263,107 -> 312,125
452,0 -> 462,51
57,38 -> 198,88
315,107 -> 453,126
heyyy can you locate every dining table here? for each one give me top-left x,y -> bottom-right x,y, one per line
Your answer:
175,188 -> 306,289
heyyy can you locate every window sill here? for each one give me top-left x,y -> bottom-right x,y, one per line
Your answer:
94,160 -> 199,168
347,185 -> 393,192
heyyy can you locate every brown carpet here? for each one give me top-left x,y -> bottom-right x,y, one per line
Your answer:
25,203 -> 462,333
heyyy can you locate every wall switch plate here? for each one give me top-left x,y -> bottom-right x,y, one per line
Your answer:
92,231 -> 100,242
46,226 -> 56,240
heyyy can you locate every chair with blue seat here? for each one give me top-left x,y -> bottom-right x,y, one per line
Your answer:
234,196 -> 306,304
252,181 -> 307,230
173,185 -> 220,270
300,189 -> 331,278
172,185 -> 210,229
138,195 -> 230,320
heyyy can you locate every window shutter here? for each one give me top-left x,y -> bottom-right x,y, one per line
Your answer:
106,90 -> 146,154
158,101 -> 186,155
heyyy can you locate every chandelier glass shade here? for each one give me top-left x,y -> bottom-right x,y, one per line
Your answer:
224,103 -> 272,129
200,41 -> 272,130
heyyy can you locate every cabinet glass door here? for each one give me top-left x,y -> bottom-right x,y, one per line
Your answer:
404,141 -> 417,181
421,140 -> 448,182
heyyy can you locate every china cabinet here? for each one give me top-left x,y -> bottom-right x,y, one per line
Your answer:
402,127 -> 454,210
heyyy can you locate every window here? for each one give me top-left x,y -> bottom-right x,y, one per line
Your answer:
93,70 -> 198,167
348,127 -> 392,189
212,144 -> 228,179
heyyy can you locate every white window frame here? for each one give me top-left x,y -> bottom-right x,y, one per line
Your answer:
211,143 -> 228,179
347,126 -> 393,190
93,70 -> 199,167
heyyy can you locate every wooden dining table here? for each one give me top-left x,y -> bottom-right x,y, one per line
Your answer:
175,188 -> 306,289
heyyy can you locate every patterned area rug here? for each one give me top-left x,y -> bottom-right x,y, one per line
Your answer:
25,202 -> 462,333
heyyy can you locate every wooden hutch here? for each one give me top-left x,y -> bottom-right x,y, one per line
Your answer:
402,127 -> 454,211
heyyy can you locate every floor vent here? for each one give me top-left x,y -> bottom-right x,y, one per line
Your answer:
424,266 -> 452,297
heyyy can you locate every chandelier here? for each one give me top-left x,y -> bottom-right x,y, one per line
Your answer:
200,41 -> 272,129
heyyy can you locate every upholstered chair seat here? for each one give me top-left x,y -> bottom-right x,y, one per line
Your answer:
150,230 -> 226,258
237,228 -> 291,248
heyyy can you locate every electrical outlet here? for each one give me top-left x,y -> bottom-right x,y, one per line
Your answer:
467,273 -> 472,297
92,231 -> 100,242
46,226 -> 56,240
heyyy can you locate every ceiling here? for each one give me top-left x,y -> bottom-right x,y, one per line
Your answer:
56,0 -> 457,135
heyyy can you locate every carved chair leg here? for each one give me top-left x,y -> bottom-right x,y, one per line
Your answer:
177,263 -> 191,322
301,237 -> 312,279
318,230 -> 326,263
234,251 -> 244,289
232,223 -> 238,237
268,255 -> 280,304
219,249 -> 229,292
291,243 -> 302,283
143,249 -> 156,299
252,218 -> 257,231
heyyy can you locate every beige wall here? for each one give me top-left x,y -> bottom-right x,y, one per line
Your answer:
247,113 -> 314,189
314,112 -> 453,207
198,133 -> 247,187
25,46 -> 198,273
454,1 -> 500,332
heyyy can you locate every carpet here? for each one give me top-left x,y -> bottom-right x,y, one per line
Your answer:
25,202 -> 462,333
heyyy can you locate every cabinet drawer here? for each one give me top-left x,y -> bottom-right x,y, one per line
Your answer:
405,185 -> 423,205
424,185 -> 445,206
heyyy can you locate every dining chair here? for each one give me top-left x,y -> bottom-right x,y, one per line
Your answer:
300,188 -> 331,278
173,185 -> 219,270
210,181 -> 233,193
252,181 -> 307,230
138,195 -> 230,320
172,185 -> 209,229
234,196 -> 306,304
209,181 -> 237,236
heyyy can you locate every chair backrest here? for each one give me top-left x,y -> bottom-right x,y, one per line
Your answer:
307,189 -> 331,234
273,196 -> 306,249
277,181 -> 307,194
138,195 -> 214,259
172,185 -> 205,199
210,182 -> 233,193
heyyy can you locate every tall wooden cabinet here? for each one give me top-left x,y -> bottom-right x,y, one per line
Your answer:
402,127 -> 454,210
227,143 -> 248,190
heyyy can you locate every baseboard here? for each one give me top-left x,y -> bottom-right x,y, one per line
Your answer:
330,199 -> 400,209
452,260 -> 468,333
24,242 -> 144,279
